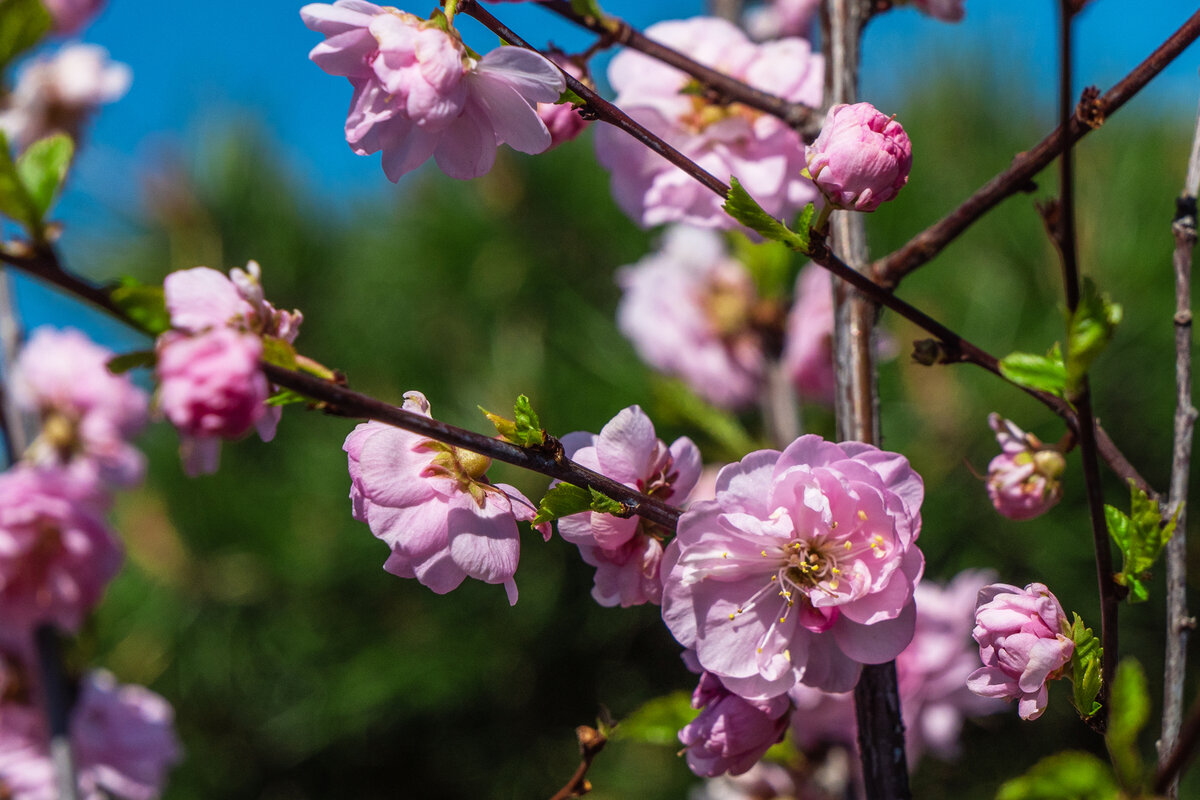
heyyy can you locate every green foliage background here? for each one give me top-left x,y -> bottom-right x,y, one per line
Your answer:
60,75 -> 1200,798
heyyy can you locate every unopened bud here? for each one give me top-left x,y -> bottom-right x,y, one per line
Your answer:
454,447 -> 492,479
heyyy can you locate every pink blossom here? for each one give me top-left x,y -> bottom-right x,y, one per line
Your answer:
344,392 -> 550,605
12,328 -> 147,490
41,0 -> 105,35
783,266 -> 835,404
0,466 -> 122,632
0,705 -> 55,800
985,414 -> 1065,521
967,582 -> 1074,721
536,54 -> 589,148
662,435 -> 924,697
557,406 -> 700,607
912,0 -> 965,22
806,102 -> 912,213
617,226 -> 765,409
301,2 -> 565,181
594,16 -> 822,229
0,44 -> 130,150
680,670 -> 791,777
744,0 -> 821,40
70,671 -> 182,800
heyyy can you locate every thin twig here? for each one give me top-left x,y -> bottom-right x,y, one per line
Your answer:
536,0 -> 820,136
874,8 -> 1200,288
1156,688 -> 1200,795
1050,0 -> 1118,703
0,269 -> 32,465
548,725 -> 607,800
1158,94 -> 1200,798
34,626 -> 78,800
823,0 -> 910,797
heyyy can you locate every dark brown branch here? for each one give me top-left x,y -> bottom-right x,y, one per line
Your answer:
1156,688 -> 1200,795
548,725 -> 607,800
460,1 -> 730,198
1159,97 -> 1200,798
261,363 -> 683,530
537,0 -> 820,136
874,8 -> 1200,288
34,626 -> 79,800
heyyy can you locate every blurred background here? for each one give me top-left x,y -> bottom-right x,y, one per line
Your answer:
8,0 -> 1200,797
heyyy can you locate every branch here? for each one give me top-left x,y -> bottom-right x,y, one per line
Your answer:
34,626 -> 79,800
1156,688 -> 1200,795
1158,93 -> 1200,798
548,725 -> 607,800
536,0 -> 820,136
874,8 -> 1200,288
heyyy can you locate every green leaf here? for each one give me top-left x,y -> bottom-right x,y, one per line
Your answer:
588,486 -> 624,516
0,131 -> 39,230
1107,483 -> 1176,604
105,350 -> 156,374
480,406 -> 518,440
1068,613 -> 1102,720
110,280 -> 170,335
723,178 -> 811,252
261,335 -> 298,370
533,483 -> 593,525
266,388 -> 307,407
998,344 -> 1067,397
612,691 -> 696,746
995,751 -> 1118,800
0,0 -> 52,73
16,133 -> 72,221
1064,278 -> 1121,396
652,378 -> 759,461
512,394 -> 544,446
1105,659 -> 1150,791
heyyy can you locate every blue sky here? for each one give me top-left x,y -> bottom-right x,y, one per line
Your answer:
15,0 -> 1200,338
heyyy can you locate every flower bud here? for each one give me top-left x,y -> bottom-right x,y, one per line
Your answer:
985,414 -> 1064,521
806,102 -> 912,212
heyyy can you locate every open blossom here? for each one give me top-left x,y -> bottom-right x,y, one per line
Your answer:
985,414 -> 1065,520
617,226 -> 766,409
967,582 -> 1074,720
13,328 -> 147,490
663,435 -> 924,698
595,16 -> 822,229
681,669 -> 791,777
301,2 -> 565,181
806,103 -> 911,213
783,266 -> 835,404
557,406 -> 700,607
0,44 -> 130,151
0,466 -> 122,632
42,0 -> 105,34
344,392 -> 549,605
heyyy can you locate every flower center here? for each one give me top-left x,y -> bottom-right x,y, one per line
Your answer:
781,539 -> 839,591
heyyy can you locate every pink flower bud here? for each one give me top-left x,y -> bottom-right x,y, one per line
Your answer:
985,414 -> 1065,521
806,102 -> 912,212
679,670 -> 791,777
966,582 -> 1074,720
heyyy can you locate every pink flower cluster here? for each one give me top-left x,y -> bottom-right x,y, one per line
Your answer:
345,392 -> 549,605
595,16 -> 822,229
301,1 -> 564,181
662,435 -> 925,700
557,406 -> 700,607
0,658 -> 180,800
0,44 -> 130,151
156,262 -> 302,475
967,582 -> 1074,720
985,414 -> 1065,521
806,103 -> 912,213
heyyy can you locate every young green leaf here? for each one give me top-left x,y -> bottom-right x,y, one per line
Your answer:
998,344 -> 1067,397
995,751 -> 1118,800
1107,483 -> 1176,604
723,178 -> 811,252
261,335 -> 298,370
1064,278 -> 1121,396
110,280 -> 171,336
266,388 -> 308,407
611,691 -> 696,746
480,406 -> 518,440
1105,659 -> 1150,792
105,350 -> 156,375
1068,613 -> 1102,720
588,486 -> 624,516
0,132 -> 39,231
17,133 -> 73,221
532,483 -> 593,525
0,0 -> 52,73
512,394 -> 545,446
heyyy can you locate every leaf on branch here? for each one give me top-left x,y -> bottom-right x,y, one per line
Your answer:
533,483 -> 592,525
611,691 -> 696,747
1068,612 -> 1102,720
0,0 -> 51,73
998,344 -> 1067,397
17,133 -> 72,222
106,350 -> 156,375
0,132 -> 39,232
1106,482 -> 1176,604
261,335 -> 298,370
266,388 -> 307,407
588,486 -> 624,516
723,178 -> 811,253
1064,278 -> 1121,396
1105,658 -> 1150,792
481,394 -> 545,447
110,279 -> 170,336
995,751 -> 1118,800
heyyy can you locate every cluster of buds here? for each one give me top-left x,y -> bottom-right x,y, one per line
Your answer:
985,413 -> 1066,521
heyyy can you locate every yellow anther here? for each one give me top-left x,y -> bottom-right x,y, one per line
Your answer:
844,541 -> 853,551
756,648 -> 762,654
784,649 -> 791,661
857,510 -> 868,521
770,575 -> 777,582
779,616 -> 786,623
831,521 -> 838,529
831,567 -> 840,575
829,579 -> 840,590
722,552 -> 729,558
729,613 -> 735,620
761,550 -> 768,557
